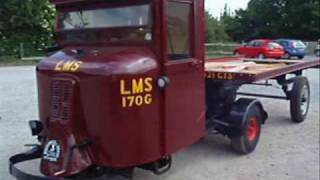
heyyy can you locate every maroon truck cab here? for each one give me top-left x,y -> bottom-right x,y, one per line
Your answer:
11,0 -> 207,179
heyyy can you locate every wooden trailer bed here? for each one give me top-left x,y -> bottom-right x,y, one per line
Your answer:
205,57 -> 320,82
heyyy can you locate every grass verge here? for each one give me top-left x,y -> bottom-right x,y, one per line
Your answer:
0,56 -> 39,66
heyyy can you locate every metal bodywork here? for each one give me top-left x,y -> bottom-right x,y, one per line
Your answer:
37,47 -> 163,177
36,0 -> 206,178
234,39 -> 285,59
275,39 -> 307,58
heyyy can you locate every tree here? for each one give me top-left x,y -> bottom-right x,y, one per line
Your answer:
206,11 -> 231,43
0,0 -> 56,55
226,0 -> 320,41
220,4 -> 236,40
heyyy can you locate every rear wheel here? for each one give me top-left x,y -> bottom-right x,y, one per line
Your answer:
298,56 -> 304,60
257,53 -> 265,60
290,76 -> 310,123
231,105 -> 262,154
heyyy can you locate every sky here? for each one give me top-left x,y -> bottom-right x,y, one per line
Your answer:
205,0 -> 250,17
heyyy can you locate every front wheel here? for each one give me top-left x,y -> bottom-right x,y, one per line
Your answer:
298,56 -> 304,60
231,105 -> 262,154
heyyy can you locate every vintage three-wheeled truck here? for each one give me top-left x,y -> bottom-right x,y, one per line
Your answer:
9,0 -> 320,179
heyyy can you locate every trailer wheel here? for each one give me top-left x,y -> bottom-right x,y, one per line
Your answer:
290,76 -> 310,123
231,105 -> 262,154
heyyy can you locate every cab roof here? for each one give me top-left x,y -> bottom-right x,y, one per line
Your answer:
50,0 -> 86,5
50,0 -> 152,5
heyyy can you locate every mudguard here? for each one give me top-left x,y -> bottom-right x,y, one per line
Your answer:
9,146 -> 130,180
226,98 -> 268,138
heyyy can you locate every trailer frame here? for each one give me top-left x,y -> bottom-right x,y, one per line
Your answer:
204,57 -> 319,151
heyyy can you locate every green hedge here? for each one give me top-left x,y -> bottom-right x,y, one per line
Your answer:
0,35 -> 50,58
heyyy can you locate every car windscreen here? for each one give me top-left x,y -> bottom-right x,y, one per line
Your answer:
60,4 -> 151,30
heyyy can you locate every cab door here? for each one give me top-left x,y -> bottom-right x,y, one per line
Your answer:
163,0 -> 206,154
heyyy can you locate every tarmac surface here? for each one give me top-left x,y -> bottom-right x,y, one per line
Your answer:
0,57 -> 319,180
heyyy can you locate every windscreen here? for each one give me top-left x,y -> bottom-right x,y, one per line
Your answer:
57,4 -> 153,44
60,4 -> 151,30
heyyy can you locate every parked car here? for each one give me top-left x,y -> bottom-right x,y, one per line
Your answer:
315,39 -> 320,57
234,39 -> 284,59
275,39 -> 307,59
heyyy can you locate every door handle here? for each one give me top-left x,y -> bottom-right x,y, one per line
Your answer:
194,60 -> 203,65
190,60 -> 203,67
157,76 -> 170,89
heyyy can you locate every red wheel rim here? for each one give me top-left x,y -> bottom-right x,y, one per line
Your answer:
247,117 -> 259,141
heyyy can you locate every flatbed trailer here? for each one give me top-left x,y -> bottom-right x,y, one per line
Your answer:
205,57 -> 320,82
203,57 -> 319,140
205,58 -> 319,101
8,0 -> 320,179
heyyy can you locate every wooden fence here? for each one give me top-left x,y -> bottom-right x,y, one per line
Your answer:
1,41 -> 318,61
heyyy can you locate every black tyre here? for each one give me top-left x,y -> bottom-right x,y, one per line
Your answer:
290,76 -> 310,123
298,56 -> 304,60
231,105 -> 262,154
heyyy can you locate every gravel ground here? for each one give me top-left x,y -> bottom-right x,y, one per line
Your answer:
0,60 -> 319,180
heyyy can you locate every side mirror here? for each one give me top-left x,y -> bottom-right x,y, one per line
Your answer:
29,120 -> 43,136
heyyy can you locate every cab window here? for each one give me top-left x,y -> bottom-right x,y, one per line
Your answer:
61,4 -> 151,30
167,1 -> 192,60
57,3 -> 153,44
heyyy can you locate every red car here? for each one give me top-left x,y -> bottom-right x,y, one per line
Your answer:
234,39 -> 285,59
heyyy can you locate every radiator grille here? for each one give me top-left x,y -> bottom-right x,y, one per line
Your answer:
51,79 -> 75,121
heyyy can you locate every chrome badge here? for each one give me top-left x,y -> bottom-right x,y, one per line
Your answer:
43,140 -> 61,162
